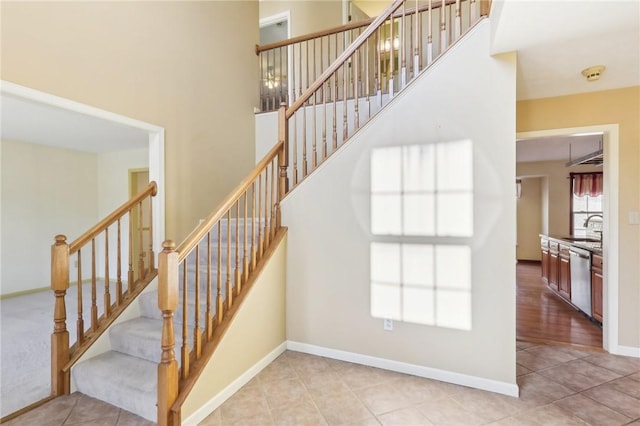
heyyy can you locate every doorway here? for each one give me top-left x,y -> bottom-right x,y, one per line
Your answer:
516,124 -> 620,353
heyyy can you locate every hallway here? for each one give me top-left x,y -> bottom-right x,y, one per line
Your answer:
517,261 -> 603,349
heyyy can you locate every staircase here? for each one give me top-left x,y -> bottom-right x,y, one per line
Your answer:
72,219 -> 252,422
43,0 -> 492,424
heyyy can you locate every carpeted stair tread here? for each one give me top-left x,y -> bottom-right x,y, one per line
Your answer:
109,317 -> 163,363
72,351 -> 157,422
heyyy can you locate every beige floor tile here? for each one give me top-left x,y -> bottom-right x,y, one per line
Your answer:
314,391 -> 377,425
537,359 -> 622,391
270,399 -> 327,426
220,386 -> 270,423
261,377 -> 313,409
582,352 -> 640,376
66,417 -> 119,426
627,372 -> 640,382
197,408 -> 221,426
516,341 -> 540,351
591,376 -> 640,399
285,352 -> 334,377
258,355 -> 298,383
342,418 -> 382,426
516,372 -> 576,406
416,396 -> 486,425
377,407 -> 433,425
223,412 -> 275,426
64,394 -> 120,424
353,382 -> 415,415
554,394 -> 632,426
449,387 -> 525,423
339,365 -> 394,391
3,394 -> 78,426
301,370 -> 352,399
115,410 -> 155,426
581,383 -> 640,419
516,364 -> 532,376
388,375 -> 452,405
516,349 -> 575,372
487,403 -> 588,426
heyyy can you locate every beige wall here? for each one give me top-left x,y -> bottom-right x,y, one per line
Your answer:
181,233 -> 287,421
517,86 -> 640,348
283,22 -> 518,388
1,140 -> 99,295
516,177 -> 542,261
260,1 -> 344,36
1,1 -> 259,242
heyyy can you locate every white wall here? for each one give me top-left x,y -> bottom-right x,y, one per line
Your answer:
0,140 -> 99,294
282,21 -> 519,391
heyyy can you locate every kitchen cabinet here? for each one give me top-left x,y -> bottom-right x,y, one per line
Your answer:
541,237 -> 549,283
558,244 -> 571,300
548,241 -> 559,292
591,254 -> 603,323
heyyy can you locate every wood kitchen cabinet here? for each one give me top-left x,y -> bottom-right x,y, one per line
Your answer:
591,254 -> 603,323
548,241 -> 559,292
558,244 -> 571,300
541,237 -> 549,283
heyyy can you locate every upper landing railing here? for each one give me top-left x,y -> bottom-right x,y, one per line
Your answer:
272,0 -> 490,189
256,0 -> 490,113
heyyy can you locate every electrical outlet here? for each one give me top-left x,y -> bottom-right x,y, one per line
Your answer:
629,211 -> 640,225
383,318 -> 393,331
73,260 -> 78,268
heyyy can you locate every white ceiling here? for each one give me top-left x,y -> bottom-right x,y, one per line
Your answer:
516,133 -> 603,163
1,93 -> 148,153
491,0 -> 640,100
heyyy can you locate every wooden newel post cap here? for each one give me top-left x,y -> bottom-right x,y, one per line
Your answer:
54,235 -> 67,245
162,240 -> 176,251
280,102 -> 287,108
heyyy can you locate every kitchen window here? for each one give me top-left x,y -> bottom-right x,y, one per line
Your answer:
570,172 -> 603,236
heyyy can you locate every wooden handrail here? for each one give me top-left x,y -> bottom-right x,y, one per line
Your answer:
175,141 -> 283,261
255,0 -> 459,54
69,181 -> 157,253
286,0 -> 405,120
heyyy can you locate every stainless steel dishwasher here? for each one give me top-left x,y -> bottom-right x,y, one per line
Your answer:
570,246 -> 592,315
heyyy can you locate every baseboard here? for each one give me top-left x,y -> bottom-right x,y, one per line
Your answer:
287,341 -> 519,398
611,344 -> 640,358
182,341 -> 288,426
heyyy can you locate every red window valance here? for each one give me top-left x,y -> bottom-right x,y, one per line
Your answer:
572,173 -> 603,197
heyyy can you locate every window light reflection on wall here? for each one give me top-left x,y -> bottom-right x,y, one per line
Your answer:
370,141 -> 474,331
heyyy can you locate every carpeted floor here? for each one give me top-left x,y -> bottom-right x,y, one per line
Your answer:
0,281 -> 115,418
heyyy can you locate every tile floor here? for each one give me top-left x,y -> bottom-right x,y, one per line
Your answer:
5,342 -> 640,425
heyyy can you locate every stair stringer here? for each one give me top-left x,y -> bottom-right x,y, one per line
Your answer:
280,19 -> 520,395
177,229 -> 288,425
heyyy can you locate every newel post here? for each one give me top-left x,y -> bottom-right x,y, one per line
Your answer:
51,234 -> 71,396
157,240 -> 179,426
277,103 -> 289,227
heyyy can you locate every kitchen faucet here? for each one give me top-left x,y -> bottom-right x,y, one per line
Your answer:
584,214 -> 603,241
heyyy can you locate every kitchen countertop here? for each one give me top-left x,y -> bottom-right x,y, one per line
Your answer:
540,234 -> 603,256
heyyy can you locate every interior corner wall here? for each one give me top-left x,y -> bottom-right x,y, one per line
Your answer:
516,177 -> 542,261
281,21 -> 518,386
259,1 -> 344,36
1,1 -> 259,243
517,86 -> 640,349
0,140 -> 98,295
